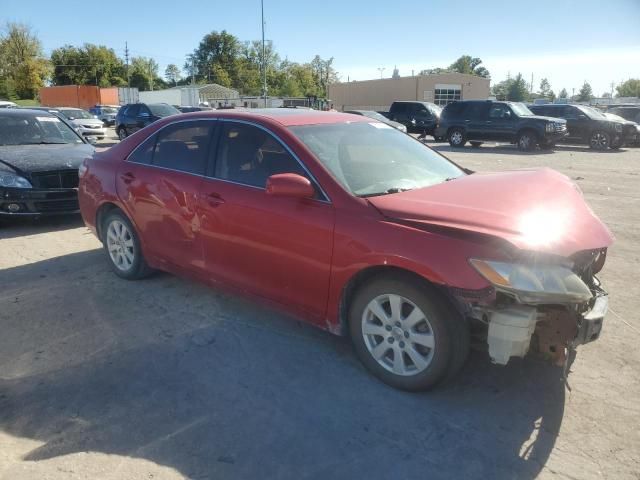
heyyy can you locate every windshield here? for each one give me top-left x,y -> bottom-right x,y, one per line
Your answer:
60,109 -> 94,120
428,103 -> 443,115
511,103 -> 534,116
290,122 -> 464,197
0,114 -> 83,145
101,107 -> 118,114
359,111 -> 391,122
148,104 -> 180,116
577,105 -> 606,120
604,113 -> 626,122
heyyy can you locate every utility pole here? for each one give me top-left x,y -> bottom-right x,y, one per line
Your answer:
261,0 -> 267,107
530,73 -> 534,94
610,81 -> 615,98
125,42 -> 130,87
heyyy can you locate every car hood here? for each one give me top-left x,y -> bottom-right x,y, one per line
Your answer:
367,168 -> 613,258
71,118 -> 103,126
526,115 -> 566,123
0,144 -> 95,174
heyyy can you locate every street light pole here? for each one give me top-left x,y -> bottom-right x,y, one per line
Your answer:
377,67 -> 385,79
261,0 -> 267,107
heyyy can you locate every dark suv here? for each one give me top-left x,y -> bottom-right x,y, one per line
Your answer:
115,103 -> 180,140
529,104 -> 635,150
385,101 -> 442,136
607,106 -> 640,124
434,100 -> 567,150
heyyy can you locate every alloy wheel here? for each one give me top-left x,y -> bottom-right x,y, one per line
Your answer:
590,132 -> 609,149
519,134 -> 532,150
361,294 -> 435,376
106,220 -> 135,271
118,128 -> 127,141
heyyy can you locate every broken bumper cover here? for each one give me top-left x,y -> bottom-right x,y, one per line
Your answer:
575,292 -> 607,345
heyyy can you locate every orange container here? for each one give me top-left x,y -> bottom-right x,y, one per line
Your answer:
40,86 -> 121,110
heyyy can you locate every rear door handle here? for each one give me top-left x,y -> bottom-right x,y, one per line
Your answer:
120,172 -> 135,184
205,192 -> 225,207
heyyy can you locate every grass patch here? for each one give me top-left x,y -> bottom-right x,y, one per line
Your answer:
14,99 -> 40,106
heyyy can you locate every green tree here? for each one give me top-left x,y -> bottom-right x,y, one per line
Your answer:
190,30 -> 241,84
576,81 -> 593,102
129,56 -> 164,91
491,78 -> 512,100
538,78 -> 555,101
0,23 -> 50,99
506,73 -> 529,101
51,44 -> 126,87
616,79 -> 640,97
558,88 -> 568,99
419,67 -> 450,76
164,64 -> 181,85
448,55 -> 490,78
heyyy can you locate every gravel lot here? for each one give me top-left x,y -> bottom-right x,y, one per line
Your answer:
1,139 -> 639,480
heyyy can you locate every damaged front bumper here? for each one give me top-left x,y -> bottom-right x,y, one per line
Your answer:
466,282 -> 608,367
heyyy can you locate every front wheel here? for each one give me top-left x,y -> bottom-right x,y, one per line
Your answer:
349,275 -> 469,391
517,130 -> 538,151
589,130 -> 610,150
448,128 -> 466,148
103,210 -> 153,280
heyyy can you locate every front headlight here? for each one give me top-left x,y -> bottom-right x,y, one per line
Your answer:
0,172 -> 32,188
470,259 -> 593,304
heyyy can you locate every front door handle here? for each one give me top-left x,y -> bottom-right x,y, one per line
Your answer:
120,172 -> 135,184
205,192 -> 225,207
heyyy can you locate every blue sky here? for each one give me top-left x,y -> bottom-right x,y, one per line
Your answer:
5,0 -> 640,95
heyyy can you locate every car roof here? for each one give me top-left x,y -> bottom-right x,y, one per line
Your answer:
0,108 -> 55,117
182,108 -> 372,127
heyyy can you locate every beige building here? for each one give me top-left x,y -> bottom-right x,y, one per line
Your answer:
328,73 -> 491,111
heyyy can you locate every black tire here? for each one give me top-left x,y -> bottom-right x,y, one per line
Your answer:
470,141 -> 483,148
117,127 -> 128,141
589,130 -> 610,150
517,130 -> 538,151
102,210 -> 153,280
348,273 -> 469,391
448,128 -> 466,148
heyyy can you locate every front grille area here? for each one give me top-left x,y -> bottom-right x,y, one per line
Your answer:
33,199 -> 79,212
555,123 -> 567,132
30,170 -> 79,189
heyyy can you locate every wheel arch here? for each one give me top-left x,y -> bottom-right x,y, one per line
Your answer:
337,265 -> 452,337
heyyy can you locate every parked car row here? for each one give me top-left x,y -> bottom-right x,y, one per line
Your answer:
430,100 -> 637,151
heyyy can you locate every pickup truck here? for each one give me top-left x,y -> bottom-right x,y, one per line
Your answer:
380,101 -> 442,137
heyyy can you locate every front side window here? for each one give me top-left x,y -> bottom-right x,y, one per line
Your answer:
488,104 -> 512,120
152,121 -> 213,174
290,122 -> 463,197
215,122 -> 308,188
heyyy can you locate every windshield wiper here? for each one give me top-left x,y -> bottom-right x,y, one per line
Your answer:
360,187 -> 413,198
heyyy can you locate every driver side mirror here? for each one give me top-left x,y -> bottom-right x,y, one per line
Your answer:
266,173 -> 315,199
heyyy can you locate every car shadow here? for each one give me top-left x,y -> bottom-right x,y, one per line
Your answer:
430,143 -> 555,156
0,250 -> 564,479
0,214 -> 84,240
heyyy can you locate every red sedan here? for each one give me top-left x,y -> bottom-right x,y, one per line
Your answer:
79,109 -> 613,391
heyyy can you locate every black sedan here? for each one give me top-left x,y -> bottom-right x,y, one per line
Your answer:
0,109 -> 94,216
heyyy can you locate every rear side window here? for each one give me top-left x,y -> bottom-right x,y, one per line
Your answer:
391,103 -> 408,113
128,134 -> 156,165
126,104 -> 140,116
465,102 -> 489,119
443,102 -> 464,117
152,121 -> 213,174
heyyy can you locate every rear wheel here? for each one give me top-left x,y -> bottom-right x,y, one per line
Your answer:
589,130 -> 610,150
470,141 -> 483,148
349,274 -> 469,391
103,210 -> 153,280
448,128 -> 466,148
517,130 -> 538,151
117,127 -> 128,141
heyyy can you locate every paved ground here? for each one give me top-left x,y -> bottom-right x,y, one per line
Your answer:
0,140 -> 639,479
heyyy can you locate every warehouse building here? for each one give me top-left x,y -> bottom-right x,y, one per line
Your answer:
328,73 -> 491,111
